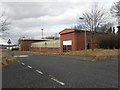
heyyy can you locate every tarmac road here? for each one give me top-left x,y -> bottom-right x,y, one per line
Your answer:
2,51 -> 118,88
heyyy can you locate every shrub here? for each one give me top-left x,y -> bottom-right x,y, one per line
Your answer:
97,34 -> 119,49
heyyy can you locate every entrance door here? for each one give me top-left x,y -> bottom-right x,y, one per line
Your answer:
63,40 -> 72,52
67,45 -> 72,52
63,45 -> 66,52
63,45 -> 72,52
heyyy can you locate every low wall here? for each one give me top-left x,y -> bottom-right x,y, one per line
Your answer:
30,47 -> 61,53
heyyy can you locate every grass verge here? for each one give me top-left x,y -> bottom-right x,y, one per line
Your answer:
1,53 -> 16,67
19,49 -> 119,61
62,49 -> 119,60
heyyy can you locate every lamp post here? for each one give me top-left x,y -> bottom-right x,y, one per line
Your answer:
79,17 -> 87,51
41,29 -> 44,39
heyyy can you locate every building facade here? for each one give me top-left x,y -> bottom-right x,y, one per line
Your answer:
19,28 -> 99,53
30,40 -> 60,53
19,39 -> 48,51
59,28 -> 87,52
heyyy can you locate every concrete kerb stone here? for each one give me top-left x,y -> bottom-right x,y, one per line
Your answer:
14,55 -> 29,58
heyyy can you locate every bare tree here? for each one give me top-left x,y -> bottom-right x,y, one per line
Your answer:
111,0 -> 120,49
0,11 -> 10,39
45,33 -> 60,40
97,22 -> 114,33
81,3 -> 106,50
111,0 -> 120,33
111,0 -> 120,18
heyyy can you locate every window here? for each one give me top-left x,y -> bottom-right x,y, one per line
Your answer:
63,45 -> 66,52
67,45 -> 72,52
63,45 -> 72,52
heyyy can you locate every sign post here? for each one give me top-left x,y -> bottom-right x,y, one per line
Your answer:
7,39 -> 12,56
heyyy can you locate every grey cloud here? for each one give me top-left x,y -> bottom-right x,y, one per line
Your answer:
2,2 -> 81,30
2,2 -> 76,20
0,1 -> 115,44
2,2 -> 90,30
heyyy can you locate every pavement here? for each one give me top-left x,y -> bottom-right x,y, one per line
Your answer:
2,51 -> 118,88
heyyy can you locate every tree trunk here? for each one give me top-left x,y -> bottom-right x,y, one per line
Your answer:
91,32 -> 94,51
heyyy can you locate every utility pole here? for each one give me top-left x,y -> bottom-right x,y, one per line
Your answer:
41,29 -> 44,39
79,17 -> 87,51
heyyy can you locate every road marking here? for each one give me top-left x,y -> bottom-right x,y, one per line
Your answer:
36,70 -> 43,74
27,65 -> 32,69
51,77 -> 65,86
14,55 -> 29,58
21,63 -> 25,65
17,61 -> 20,62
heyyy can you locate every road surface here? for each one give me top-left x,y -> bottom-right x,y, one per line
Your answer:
2,51 -> 118,88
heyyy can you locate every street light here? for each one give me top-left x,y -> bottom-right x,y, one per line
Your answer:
41,29 -> 44,39
79,17 -> 87,51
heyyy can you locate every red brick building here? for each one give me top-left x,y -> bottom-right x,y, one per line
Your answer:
19,39 -> 48,51
59,28 -> 97,52
19,28 -> 99,53
30,40 -> 60,53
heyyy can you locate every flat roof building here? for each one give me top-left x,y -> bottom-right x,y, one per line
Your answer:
59,28 -> 87,52
18,28 -> 99,53
19,39 -> 49,51
30,40 -> 60,53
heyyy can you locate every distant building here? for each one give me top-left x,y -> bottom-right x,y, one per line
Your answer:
59,28 -> 98,52
18,39 -> 49,51
60,28 -> 84,52
30,40 -> 60,53
19,28 -> 104,53
0,42 -> 15,49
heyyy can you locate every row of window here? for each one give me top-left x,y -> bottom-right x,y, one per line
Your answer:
63,43 -> 90,52
63,45 -> 72,52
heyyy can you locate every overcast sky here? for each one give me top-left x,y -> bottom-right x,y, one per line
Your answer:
0,0 -> 117,44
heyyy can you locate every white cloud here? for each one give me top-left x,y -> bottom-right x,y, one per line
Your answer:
0,1 -> 116,44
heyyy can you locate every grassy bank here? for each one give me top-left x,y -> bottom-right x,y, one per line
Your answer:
62,49 -> 119,60
20,49 -> 119,60
1,53 -> 16,67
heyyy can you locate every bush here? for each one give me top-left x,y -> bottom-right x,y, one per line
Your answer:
98,34 -> 119,49
2,53 -> 16,67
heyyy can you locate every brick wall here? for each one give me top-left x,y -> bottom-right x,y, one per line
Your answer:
59,29 -> 100,52
60,29 -> 86,52
19,39 -> 48,51
30,47 -> 60,53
